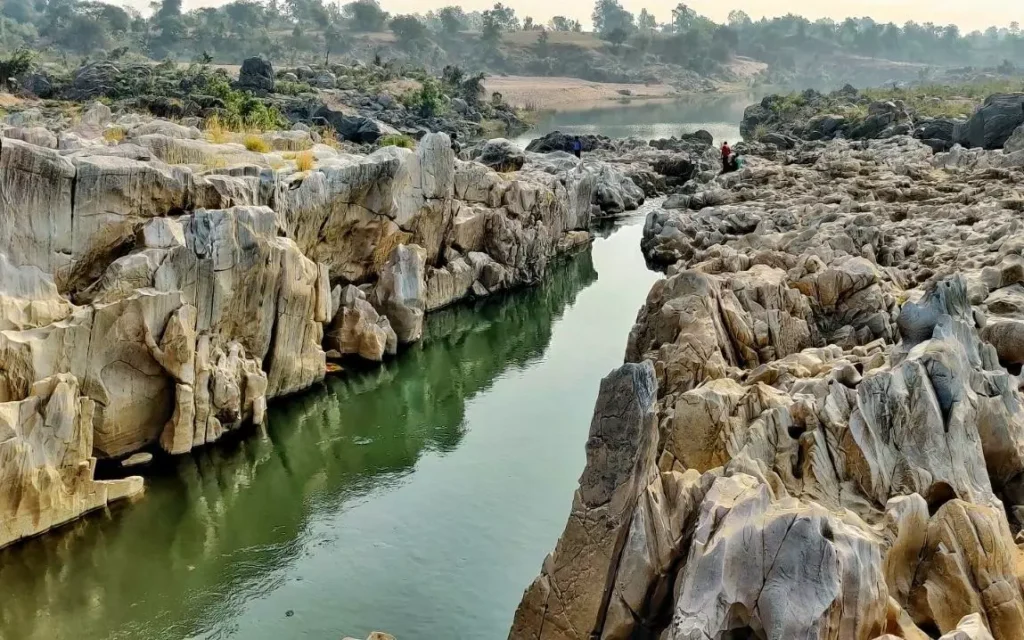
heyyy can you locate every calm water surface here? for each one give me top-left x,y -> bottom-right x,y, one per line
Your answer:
0,213 -> 661,640
512,93 -> 755,148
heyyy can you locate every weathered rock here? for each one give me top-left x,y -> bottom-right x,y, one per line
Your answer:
325,285 -> 397,361
238,56 -> 275,92
315,108 -> 399,144
473,138 -> 526,172
669,475 -> 889,640
957,93 -> 1024,150
0,374 -> 144,548
509,361 -> 658,640
514,133 -> 1024,640
371,244 -> 427,345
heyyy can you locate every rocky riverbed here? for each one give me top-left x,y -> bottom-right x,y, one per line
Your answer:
510,130 -> 1024,639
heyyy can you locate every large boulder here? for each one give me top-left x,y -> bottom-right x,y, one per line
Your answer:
325,285 -> 397,362
0,374 -> 144,548
313,107 -> 399,144
525,131 -> 610,154
473,138 -> 526,172
1004,123 -> 1024,154
956,93 -> 1024,149
238,56 -> 275,92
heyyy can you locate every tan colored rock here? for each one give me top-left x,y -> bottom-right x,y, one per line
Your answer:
0,373 -> 143,548
938,614 -> 996,640
0,253 -> 73,331
325,285 -> 397,362
910,500 -> 1024,638
669,475 -> 889,640
0,137 -> 75,287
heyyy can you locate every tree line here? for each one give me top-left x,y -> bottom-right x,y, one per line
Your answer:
0,0 -> 1021,75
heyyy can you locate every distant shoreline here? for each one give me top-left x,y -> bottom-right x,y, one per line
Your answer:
484,75 -> 755,113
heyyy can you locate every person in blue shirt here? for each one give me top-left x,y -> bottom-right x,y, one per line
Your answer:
572,137 -> 582,159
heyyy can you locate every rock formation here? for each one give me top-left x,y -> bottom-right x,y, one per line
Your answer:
0,120 -> 600,548
512,135 -> 1024,640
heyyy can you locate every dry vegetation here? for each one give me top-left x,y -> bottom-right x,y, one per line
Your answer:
243,134 -> 270,153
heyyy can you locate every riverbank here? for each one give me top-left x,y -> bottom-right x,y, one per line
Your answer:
485,66 -> 765,113
0,210 -> 661,640
485,75 -> 681,112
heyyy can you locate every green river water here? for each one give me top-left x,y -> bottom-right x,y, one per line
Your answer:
0,211 -> 661,640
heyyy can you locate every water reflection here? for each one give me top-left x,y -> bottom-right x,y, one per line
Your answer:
0,251 -> 598,640
513,93 -> 760,147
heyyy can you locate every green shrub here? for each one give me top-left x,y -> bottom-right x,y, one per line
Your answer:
401,77 -> 445,118
275,80 -> 313,96
378,134 -> 415,148
207,77 -> 286,131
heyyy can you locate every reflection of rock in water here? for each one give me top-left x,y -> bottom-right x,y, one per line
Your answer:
0,248 -> 598,640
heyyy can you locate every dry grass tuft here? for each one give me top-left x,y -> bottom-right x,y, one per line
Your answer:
244,134 -> 270,153
103,127 -> 126,144
321,126 -> 342,149
295,149 -> 315,172
205,114 -> 231,143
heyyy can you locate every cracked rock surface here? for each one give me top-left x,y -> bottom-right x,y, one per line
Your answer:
0,121 -> 608,548
511,136 -> 1024,640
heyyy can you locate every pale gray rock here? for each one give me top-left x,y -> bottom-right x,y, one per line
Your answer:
371,244 -> 427,344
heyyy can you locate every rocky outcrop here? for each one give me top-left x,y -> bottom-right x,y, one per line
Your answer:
513,135 -> 1024,640
238,56 -> 275,92
0,127 -> 595,548
956,93 -> 1024,150
0,373 -> 144,548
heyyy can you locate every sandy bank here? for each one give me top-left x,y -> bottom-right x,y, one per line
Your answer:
484,76 -> 681,112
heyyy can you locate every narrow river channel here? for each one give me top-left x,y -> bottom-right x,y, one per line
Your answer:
0,210 -> 662,640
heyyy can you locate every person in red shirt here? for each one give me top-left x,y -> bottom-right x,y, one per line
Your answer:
721,141 -> 732,172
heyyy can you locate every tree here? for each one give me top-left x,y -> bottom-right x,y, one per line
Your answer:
1,0 -> 33,24
342,0 -> 387,32
606,26 -> 627,51
637,8 -> 656,33
535,27 -> 549,55
437,6 -> 465,34
548,16 -> 580,32
670,3 -> 695,33
60,13 -> 108,52
488,3 -> 519,31
727,10 -> 750,28
389,14 -> 427,50
480,9 -> 501,48
323,22 -> 345,63
523,16 -> 534,30
592,0 -> 633,37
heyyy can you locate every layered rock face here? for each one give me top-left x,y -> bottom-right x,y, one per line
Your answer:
0,125 -> 595,548
512,137 -> 1024,640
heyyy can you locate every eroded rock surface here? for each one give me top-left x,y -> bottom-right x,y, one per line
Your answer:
0,128 -> 595,548
513,136 -> 1024,640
